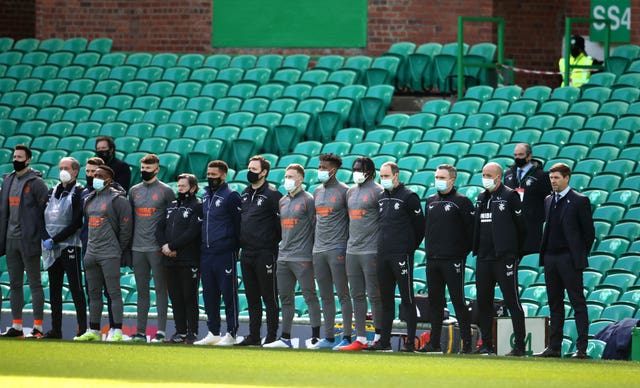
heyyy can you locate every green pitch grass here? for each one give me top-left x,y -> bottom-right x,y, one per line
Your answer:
0,340 -> 639,387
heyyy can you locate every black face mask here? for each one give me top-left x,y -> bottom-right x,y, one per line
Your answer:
247,171 -> 261,184
570,46 -> 581,58
96,150 -> 112,163
514,158 -> 527,168
13,160 -> 27,172
141,170 -> 157,182
177,192 -> 191,201
86,176 -> 94,189
208,177 -> 222,190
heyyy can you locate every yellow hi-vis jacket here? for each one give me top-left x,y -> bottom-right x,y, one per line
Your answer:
559,53 -> 593,87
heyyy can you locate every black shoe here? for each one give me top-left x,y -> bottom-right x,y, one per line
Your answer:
505,348 -> 526,357
571,350 -> 589,359
533,347 -> 561,358
364,342 -> 392,352
234,335 -> 262,347
400,344 -> 415,352
166,333 -> 188,344
415,342 -> 442,354
184,333 -> 197,344
25,328 -> 44,339
41,330 -> 62,339
472,346 -> 495,355
0,327 -> 24,338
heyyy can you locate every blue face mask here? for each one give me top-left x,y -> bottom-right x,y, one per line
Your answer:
434,179 -> 449,192
381,179 -> 394,190
93,178 -> 105,191
317,170 -> 331,183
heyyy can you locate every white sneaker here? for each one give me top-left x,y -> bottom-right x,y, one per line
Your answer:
194,331 -> 221,346
216,333 -> 237,346
263,338 -> 292,348
106,328 -> 115,342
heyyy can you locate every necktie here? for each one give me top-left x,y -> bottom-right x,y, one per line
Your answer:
554,193 -> 560,206
518,169 -> 524,182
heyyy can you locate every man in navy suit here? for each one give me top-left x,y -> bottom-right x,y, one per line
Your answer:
535,163 -> 595,359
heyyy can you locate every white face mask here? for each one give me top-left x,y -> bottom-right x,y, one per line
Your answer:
434,179 -> 449,192
284,178 -> 297,193
381,179 -> 394,190
317,170 -> 330,183
353,171 -> 366,184
59,170 -> 72,183
482,177 -> 496,191
93,178 -> 106,191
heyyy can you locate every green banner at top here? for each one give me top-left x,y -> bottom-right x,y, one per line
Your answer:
590,0 -> 631,43
213,0 -> 367,48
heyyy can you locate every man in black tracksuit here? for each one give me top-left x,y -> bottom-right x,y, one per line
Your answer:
235,155 -> 283,346
503,143 -> 552,254
417,164 -> 474,354
473,162 -> 527,356
156,173 -> 202,344
95,136 -> 131,192
367,162 -> 424,352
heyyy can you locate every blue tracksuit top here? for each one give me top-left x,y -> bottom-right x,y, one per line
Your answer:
201,182 -> 242,254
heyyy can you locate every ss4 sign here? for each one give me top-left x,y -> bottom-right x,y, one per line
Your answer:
591,0 -> 631,43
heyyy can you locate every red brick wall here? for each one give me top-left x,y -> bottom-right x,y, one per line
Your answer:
0,0 -> 36,39
26,0 -> 496,57
34,0 -> 212,52
2,0 -> 639,88
494,0 -> 566,87
366,0 -> 495,56
497,0 -> 640,87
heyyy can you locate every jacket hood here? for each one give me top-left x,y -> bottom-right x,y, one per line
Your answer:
109,181 -> 127,196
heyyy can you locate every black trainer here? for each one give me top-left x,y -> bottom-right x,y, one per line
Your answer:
235,335 -> 262,347
25,328 -> 44,339
472,346 -> 496,355
505,348 -> 526,357
41,330 -> 62,339
415,342 -> 442,354
184,333 -> 197,344
364,342 -> 393,352
400,344 -> 415,352
0,327 -> 24,338
166,333 -> 187,344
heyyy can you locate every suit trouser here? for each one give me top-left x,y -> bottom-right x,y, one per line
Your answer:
313,249 -> 352,338
544,251 -> 588,352
276,260 -> 321,335
377,253 -> 416,347
201,250 -> 238,336
133,250 -> 168,333
240,251 -> 279,342
167,265 -> 200,336
475,256 -> 526,351
346,253 -> 382,338
426,258 -> 472,347
84,254 -> 123,329
6,238 -> 44,321
48,246 -> 87,334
